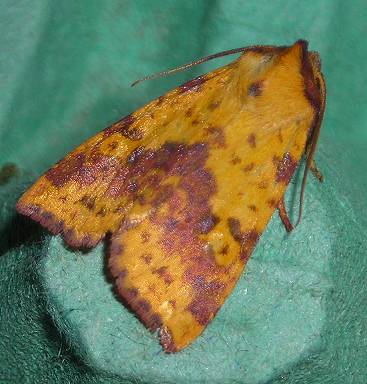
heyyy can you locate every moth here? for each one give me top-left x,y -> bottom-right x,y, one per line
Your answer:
16,40 -> 326,353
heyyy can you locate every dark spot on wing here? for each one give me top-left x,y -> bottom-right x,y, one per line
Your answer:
46,153 -> 85,187
196,214 -> 219,234
208,100 -> 221,110
220,244 -> 229,255
156,96 -> 165,106
108,141 -> 119,150
149,314 -> 163,330
248,81 -> 263,97
231,156 -> 241,165
185,108 -> 193,117
243,163 -> 255,172
275,152 -> 298,184
227,217 -> 243,243
239,230 -> 259,262
96,207 -> 107,217
140,231 -> 150,243
248,204 -> 257,212
278,129 -> 283,143
126,287 -> 139,300
205,126 -> 226,148
79,195 -> 96,210
141,253 -> 152,265
258,181 -> 268,189
137,299 -> 151,313
227,217 -> 259,262
153,266 -> 173,285
267,198 -> 277,208
247,133 -> 256,148
104,114 -> 142,140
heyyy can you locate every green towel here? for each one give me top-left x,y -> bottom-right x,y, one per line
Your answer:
1,1 -> 366,383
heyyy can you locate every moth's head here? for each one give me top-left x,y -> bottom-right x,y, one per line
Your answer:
236,40 -> 325,109
307,49 -> 325,92
295,40 -> 326,110
308,51 -> 321,72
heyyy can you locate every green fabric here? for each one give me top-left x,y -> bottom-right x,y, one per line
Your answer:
1,1 -> 366,383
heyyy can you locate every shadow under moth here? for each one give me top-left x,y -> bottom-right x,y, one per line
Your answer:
16,40 -> 326,352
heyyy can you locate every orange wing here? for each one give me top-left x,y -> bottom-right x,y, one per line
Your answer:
17,40 -> 325,352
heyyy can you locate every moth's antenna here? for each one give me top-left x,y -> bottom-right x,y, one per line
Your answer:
131,46 -> 258,87
295,72 -> 326,227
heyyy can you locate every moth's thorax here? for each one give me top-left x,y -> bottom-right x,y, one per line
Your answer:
236,50 -> 278,82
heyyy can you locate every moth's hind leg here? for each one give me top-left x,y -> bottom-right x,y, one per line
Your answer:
310,159 -> 323,183
278,198 -> 293,233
